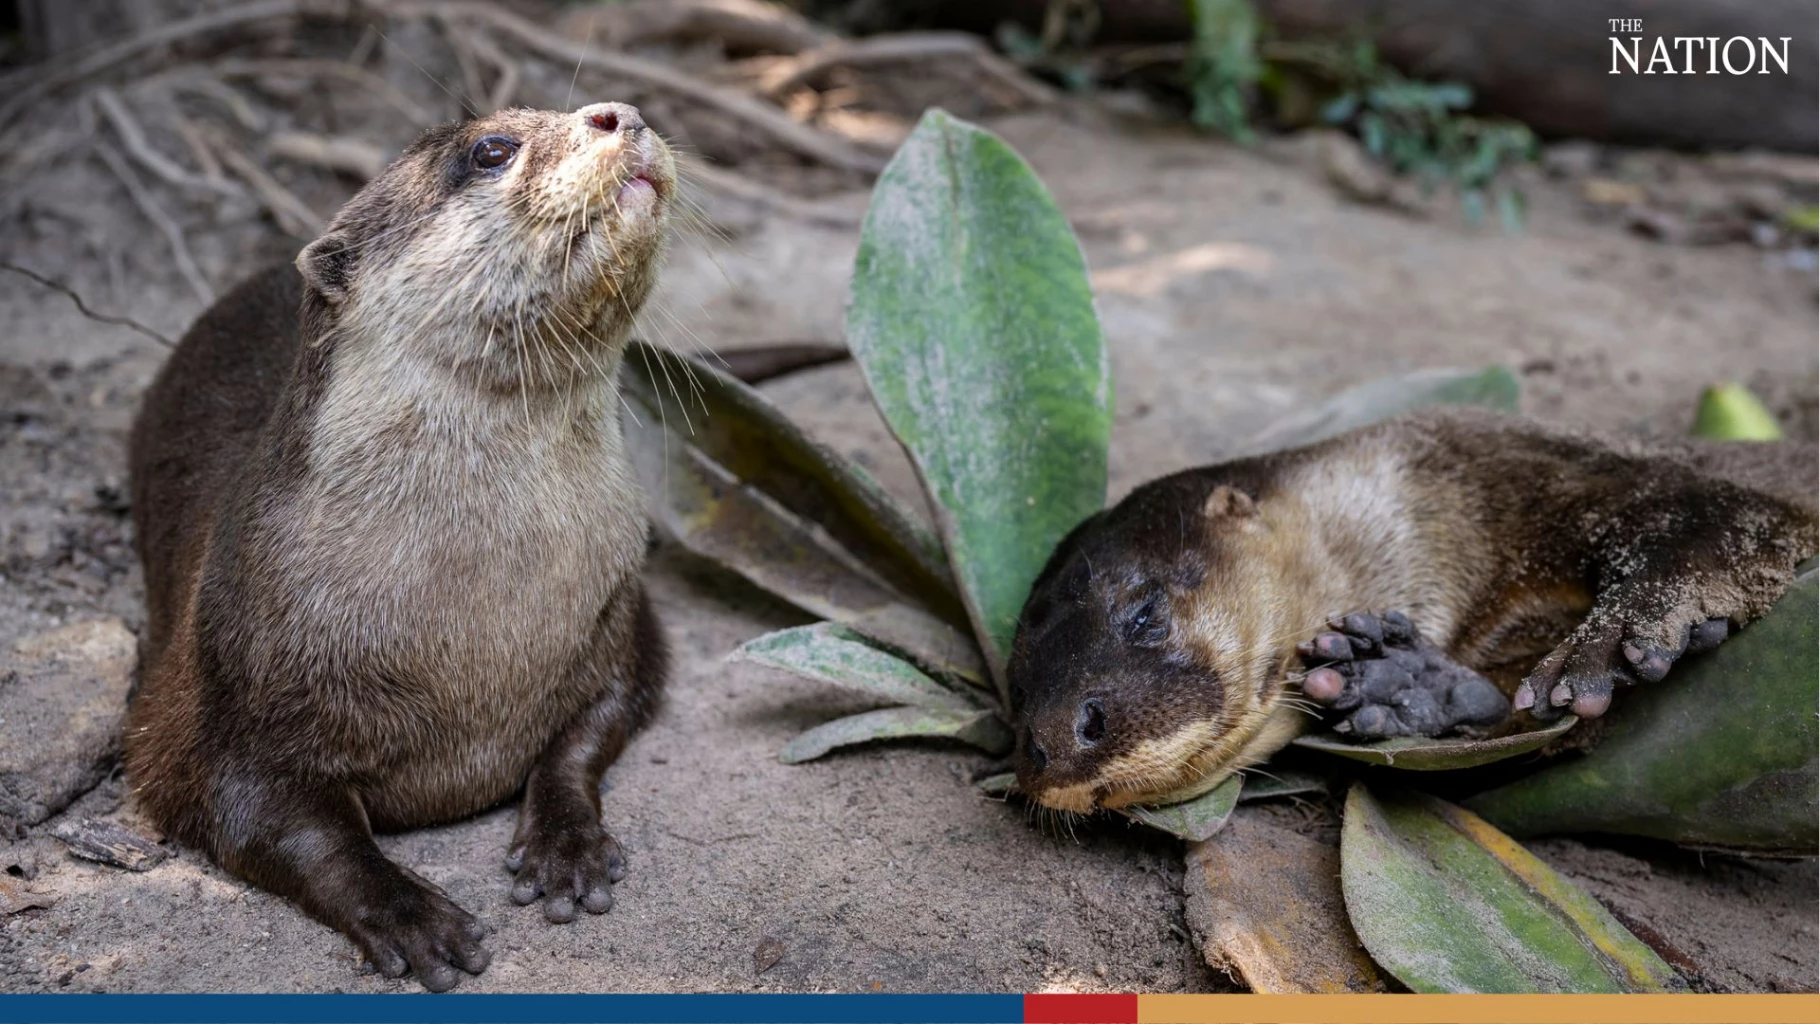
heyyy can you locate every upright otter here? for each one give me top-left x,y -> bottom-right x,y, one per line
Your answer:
1008,410 -> 1817,813
127,103 -> 674,990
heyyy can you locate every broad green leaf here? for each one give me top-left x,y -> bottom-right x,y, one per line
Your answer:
1184,811 -> 1386,993
975,771 -> 1018,795
1467,565 -> 1817,854
778,705 -> 1013,764
1691,382 -> 1782,441
1241,366 -> 1519,456
1341,785 -> 1680,994
625,412 -> 987,687
1120,775 -> 1243,842
735,622 -> 978,712
624,341 -> 963,625
1293,716 -> 1578,770
1237,767 -> 1329,802
847,108 -> 1112,705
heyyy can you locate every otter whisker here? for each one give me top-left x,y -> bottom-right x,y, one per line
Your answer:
371,24 -> 480,120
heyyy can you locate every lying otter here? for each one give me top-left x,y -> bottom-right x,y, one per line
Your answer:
1007,409 -> 1817,813
127,104 -> 674,990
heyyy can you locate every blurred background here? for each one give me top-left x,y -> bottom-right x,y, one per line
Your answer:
0,0 -> 1815,995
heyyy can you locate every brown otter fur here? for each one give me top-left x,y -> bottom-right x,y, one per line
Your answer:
127,103 -> 675,990
1008,409 -> 1817,813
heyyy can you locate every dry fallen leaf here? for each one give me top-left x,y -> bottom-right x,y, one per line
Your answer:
1182,809 -> 1385,993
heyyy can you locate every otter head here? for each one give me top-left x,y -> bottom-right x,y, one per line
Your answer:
1007,473 -> 1309,813
294,102 -> 675,390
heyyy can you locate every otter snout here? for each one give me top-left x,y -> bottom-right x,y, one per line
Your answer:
1014,696 -> 1119,813
580,101 -> 645,136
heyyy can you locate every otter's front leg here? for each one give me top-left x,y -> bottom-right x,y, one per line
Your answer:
211,768 -> 490,991
506,594 -> 666,923
1516,482 -> 1815,720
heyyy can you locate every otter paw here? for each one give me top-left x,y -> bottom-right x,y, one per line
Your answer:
1515,602 -> 1733,721
505,816 -> 626,924
346,871 -> 490,992
1298,611 -> 1509,740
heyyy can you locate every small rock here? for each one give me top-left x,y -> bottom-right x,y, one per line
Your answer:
752,936 -> 786,975
1317,131 -> 1429,217
1542,140 -> 1601,179
1582,178 -> 1648,207
0,619 -> 137,827
0,874 -> 55,915
50,818 -> 167,872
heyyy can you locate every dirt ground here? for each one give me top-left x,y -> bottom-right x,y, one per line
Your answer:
1,80 -> 1816,993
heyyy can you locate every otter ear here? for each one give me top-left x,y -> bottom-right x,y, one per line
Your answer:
1202,485 -> 1258,522
296,232 -> 355,305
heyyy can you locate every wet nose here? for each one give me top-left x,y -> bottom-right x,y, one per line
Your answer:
580,102 -> 645,135
1025,736 -> 1048,771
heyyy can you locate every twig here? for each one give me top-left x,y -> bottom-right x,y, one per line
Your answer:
267,131 -> 390,181
382,0 -> 887,175
91,138 -> 215,307
163,70 -> 266,131
93,87 -> 243,198
211,58 -> 434,125
0,0 -> 313,131
451,25 -> 520,114
167,110 -> 229,185
211,134 -> 327,238
0,262 -> 176,349
760,32 -> 1058,108
680,158 -> 863,228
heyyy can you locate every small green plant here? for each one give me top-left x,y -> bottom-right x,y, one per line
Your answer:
625,110 -> 1815,993
1182,0 -> 1262,141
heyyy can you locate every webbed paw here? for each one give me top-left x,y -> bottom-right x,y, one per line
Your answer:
1515,582 -> 1733,721
1298,611 -> 1509,740
505,812 -> 626,924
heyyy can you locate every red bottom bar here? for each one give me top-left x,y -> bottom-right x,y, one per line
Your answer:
1025,993 -> 1139,1024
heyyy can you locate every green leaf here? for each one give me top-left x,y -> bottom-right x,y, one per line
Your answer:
625,413 -> 988,688
1237,768 -> 1329,802
1691,382 -> 1783,442
778,705 -> 1013,764
1466,565 -> 1818,854
1341,785 -> 1681,993
1240,366 -> 1519,456
623,341 -> 963,624
1120,775 -> 1243,842
847,109 -> 1112,702
1293,716 -> 1578,770
975,771 -> 1019,796
735,622 -> 978,712
1183,0 -> 1261,141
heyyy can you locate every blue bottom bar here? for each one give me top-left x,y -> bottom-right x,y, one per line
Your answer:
0,994 -> 1025,1024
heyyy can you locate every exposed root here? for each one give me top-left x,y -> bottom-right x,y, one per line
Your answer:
93,86 -> 243,198
210,129 -> 327,238
383,0 -> 888,175
91,135 -> 215,307
759,31 -> 1058,108
266,131 -> 390,182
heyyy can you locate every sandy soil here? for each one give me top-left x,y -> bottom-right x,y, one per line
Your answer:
1,93 -> 1815,993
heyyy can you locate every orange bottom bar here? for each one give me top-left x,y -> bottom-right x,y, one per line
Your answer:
1137,994 -> 1820,1024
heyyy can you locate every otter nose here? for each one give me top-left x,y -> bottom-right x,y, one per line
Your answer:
580,102 -> 645,135
1025,737 -> 1048,771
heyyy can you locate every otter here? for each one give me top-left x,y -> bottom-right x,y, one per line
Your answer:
1007,409 -> 1817,814
126,103 -> 674,990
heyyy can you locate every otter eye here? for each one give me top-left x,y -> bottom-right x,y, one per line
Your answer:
1126,595 -> 1169,647
1075,699 -> 1106,747
471,137 -> 518,171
